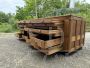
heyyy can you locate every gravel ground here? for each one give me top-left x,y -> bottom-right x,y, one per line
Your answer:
0,33 -> 90,68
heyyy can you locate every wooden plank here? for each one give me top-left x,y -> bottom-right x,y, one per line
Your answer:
26,23 -> 63,30
16,32 -> 24,39
69,42 -> 75,52
68,19 -> 74,52
74,20 -> 81,49
22,35 -> 28,40
29,36 -> 63,49
24,28 -> 29,31
71,19 -> 76,36
76,35 -> 81,40
41,45 -> 63,55
31,45 -> 63,55
70,15 -> 83,21
72,36 -> 76,42
29,28 -> 63,36
63,19 -> 71,51
20,30 -> 24,34
30,18 -> 43,23
45,38 -> 63,48
18,23 -> 26,28
26,23 -> 63,27
26,39 -> 30,43
29,26 -> 58,30
15,32 -> 21,37
71,35 -> 84,42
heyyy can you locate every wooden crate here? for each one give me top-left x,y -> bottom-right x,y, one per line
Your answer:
17,15 -> 85,55
29,35 -> 63,49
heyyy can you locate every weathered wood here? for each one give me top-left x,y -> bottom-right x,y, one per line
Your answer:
26,23 -> 63,27
17,15 -> 85,55
71,35 -> 84,42
16,32 -> 23,39
29,36 -> 63,49
63,16 -> 85,53
40,45 -> 63,55
29,28 -> 63,36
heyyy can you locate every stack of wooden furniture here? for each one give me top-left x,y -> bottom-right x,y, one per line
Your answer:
16,15 -> 85,55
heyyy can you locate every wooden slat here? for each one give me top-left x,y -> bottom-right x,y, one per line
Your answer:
29,36 -> 63,49
32,45 -> 63,55
71,35 -> 84,42
24,28 -> 29,31
29,28 -> 63,35
27,23 -> 62,27
42,45 -> 63,55
63,19 -> 71,51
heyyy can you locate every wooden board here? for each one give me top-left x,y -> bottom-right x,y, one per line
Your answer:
29,36 -> 63,49
18,23 -> 25,28
29,28 -> 63,36
16,32 -> 23,39
26,23 -> 63,27
24,28 -> 29,31
40,45 -> 63,55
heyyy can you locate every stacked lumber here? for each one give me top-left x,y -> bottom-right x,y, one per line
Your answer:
16,15 -> 86,55
17,19 -> 64,55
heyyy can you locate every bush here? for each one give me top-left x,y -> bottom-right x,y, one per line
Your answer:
0,23 -> 18,33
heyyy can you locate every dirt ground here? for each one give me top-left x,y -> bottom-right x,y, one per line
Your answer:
0,32 -> 90,68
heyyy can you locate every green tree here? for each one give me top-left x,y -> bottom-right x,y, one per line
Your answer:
15,0 -> 70,20
15,0 -> 90,23
0,12 -> 9,23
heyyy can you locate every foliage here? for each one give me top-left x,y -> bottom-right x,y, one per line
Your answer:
75,2 -> 90,23
15,0 -> 90,21
0,12 -> 11,23
0,22 -> 17,33
15,0 -> 70,20
0,12 -> 18,33
0,23 -> 12,33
